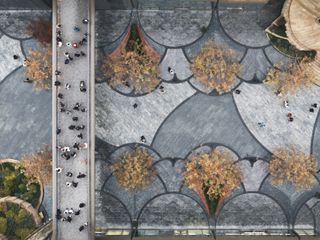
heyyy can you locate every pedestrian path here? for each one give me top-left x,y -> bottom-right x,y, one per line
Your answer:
53,0 -> 92,239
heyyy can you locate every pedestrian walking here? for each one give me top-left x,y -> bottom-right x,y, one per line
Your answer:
69,125 -> 76,130
159,85 -> 165,93
56,167 -> 62,173
68,208 -> 74,215
80,51 -> 86,56
235,89 -> 241,94
73,26 -> 80,32
77,133 -> 83,139
79,225 -> 84,231
57,128 -> 61,134
75,53 -> 80,57
75,209 -> 80,215
65,83 -> 71,90
168,67 -> 175,75
66,216 -> 72,222
72,116 -> 78,121
258,122 -> 266,128
55,70 -> 61,76
64,208 -> 69,215
13,55 -> 19,60
71,152 -> 77,158
72,181 -> 78,188
66,171 -> 73,177
140,135 -> 146,143
77,172 -> 86,178
73,142 -> 80,150
64,59 -> 70,64
66,42 -> 72,47
133,103 -> 138,109
54,81 -> 61,86
79,203 -> 85,208
82,18 -> 89,24
57,93 -> 63,99
284,100 -> 289,108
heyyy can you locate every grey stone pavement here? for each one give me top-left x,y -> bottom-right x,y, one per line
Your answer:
0,9 -> 52,219
95,0 -> 320,236
54,0 -> 91,239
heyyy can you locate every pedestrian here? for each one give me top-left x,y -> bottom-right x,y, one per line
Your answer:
71,152 -> 77,158
56,167 -> 62,173
56,30 -> 62,36
65,154 -> 71,160
159,85 -> 165,93
84,222 -> 88,227
54,81 -> 61,86
72,42 -> 78,48
60,108 -> 66,112
140,135 -> 146,143
235,89 -> 241,94
64,59 -> 70,64
77,133 -> 83,139
64,52 -> 70,58
72,181 -> 78,188
289,117 -> 294,122
75,209 -> 80,215
57,41 -> 63,47
310,108 -> 314,112
68,208 -> 74,215
55,70 -> 61,76
66,182 -> 72,187
66,42 -> 72,47
73,26 -> 80,32
65,83 -> 71,90
82,18 -> 89,24
73,103 -> 81,111
312,103 -> 318,108
69,125 -> 76,130
73,142 -> 80,150
75,53 -> 81,57
59,102 -> 65,108
66,172 -> 73,177
79,225 -> 84,231
77,172 -> 86,178
23,78 -> 31,83
13,55 -> 19,60
80,143 -> 88,149
56,23 -> 61,28
66,110 -> 72,115
64,208 -> 69,215
133,103 -> 138,108
258,122 -> 266,128
72,116 -> 78,121
80,51 -> 86,56
61,217 -> 66,222
57,93 -> 63,99
79,203 -> 86,208
57,128 -> 61,134
23,59 -> 30,67
168,67 -> 175,75
284,100 -> 289,108
81,107 -> 87,112
66,216 -> 72,222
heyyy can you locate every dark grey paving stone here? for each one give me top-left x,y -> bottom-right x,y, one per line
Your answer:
0,67 -> 51,159
294,204 -> 314,230
42,186 -> 52,219
138,5 -> 212,47
95,190 -> 132,229
218,5 -> 269,47
312,110 -> 320,172
238,48 -> 271,81
264,45 -> 292,66
138,193 -> 208,229
137,0 -> 212,10
0,10 -> 51,39
216,193 -> 288,232
312,202 -> 320,234
0,0 -> 51,10
95,10 -> 132,47
152,93 -> 269,159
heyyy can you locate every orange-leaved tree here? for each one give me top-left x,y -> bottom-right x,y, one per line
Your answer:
191,40 -> 241,94
269,147 -> 317,191
111,147 -> 156,191
184,148 -> 242,215
25,47 -> 52,90
264,57 -> 315,94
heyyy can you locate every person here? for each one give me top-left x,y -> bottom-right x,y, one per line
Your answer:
168,67 -> 175,75
54,81 -> 61,86
289,117 -> 294,122
23,59 -> 30,67
69,125 -> 76,130
133,103 -> 138,108
56,167 -> 62,173
75,209 -> 80,215
57,93 -> 63,99
66,42 -> 72,47
159,85 -> 165,93
72,117 -> 78,121
72,42 -> 78,48
73,142 -> 80,150
57,41 -> 63,47
59,102 -> 65,108
79,203 -> 85,208
72,181 -> 78,187
258,122 -> 265,128
82,18 -> 89,24
56,23 -> 61,28
140,136 -> 146,143
80,51 -> 86,56
73,26 -> 80,32
71,152 -> 77,158
312,103 -> 318,108
77,172 -> 86,178
75,53 -> 80,57
79,225 -> 84,231
80,143 -> 88,149
64,59 -> 70,64
310,108 -> 314,112
235,89 -> 241,94
73,103 -> 80,111
284,100 -> 289,108
66,216 -> 72,222
13,55 -> 19,60
81,107 -> 87,112
68,208 -> 74,215
77,133 -> 83,139
65,83 -> 71,89
57,128 -> 61,134
55,70 -> 61,76
66,172 -> 73,177
64,208 -> 69,215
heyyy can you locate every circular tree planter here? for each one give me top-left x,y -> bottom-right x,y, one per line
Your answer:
0,159 -> 44,211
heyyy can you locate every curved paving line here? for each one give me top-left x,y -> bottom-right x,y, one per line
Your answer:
158,48 -> 168,65
99,189 -> 133,230
150,91 -> 199,146
215,190 -> 290,230
183,142 -> 241,160
136,2 -> 215,50
160,74 -> 193,83
135,191 -> 211,232
258,173 -> 270,192
262,47 -> 276,67
292,201 -> 317,231
238,48 -> 248,64
0,65 -> 23,87
95,9 -> 133,49
310,106 -> 320,155
0,25 -> 33,41
231,91 -> 271,155
20,39 -> 27,58
182,48 -> 192,64
215,0 -> 270,50
236,74 -> 264,84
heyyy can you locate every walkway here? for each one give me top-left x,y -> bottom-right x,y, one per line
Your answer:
53,0 -> 93,239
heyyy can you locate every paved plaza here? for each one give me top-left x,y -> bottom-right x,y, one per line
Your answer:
95,0 -> 320,236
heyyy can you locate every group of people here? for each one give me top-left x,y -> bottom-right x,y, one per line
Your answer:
54,17 -> 90,233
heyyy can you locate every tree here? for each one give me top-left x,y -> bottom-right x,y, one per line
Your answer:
103,24 -> 160,94
191,40 -> 241,94
264,57 -> 315,94
269,147 -> 317,190
27,18 -> 52,46
25,47 -> 52,90
20,145 -> 52,186
111,147 -> 156,191
184,148 -> 242,214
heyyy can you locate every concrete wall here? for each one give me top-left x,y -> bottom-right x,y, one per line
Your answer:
0,0 -> 51,9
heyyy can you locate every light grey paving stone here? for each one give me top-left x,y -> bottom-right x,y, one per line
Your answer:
233,82 -> 320,154
160,49 -> 192,81
152,93 -> 269,159
0,35 -> 23,82
216,193 -> 288,232
0,10 -> 51,39
238,48 -> 271,81
237,160 -> 269,192
0,67 -> 51,159
264,45 -> 292,66
138,193 -> 208,229
138,9 -> 211,47
95,81 -> 196,146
